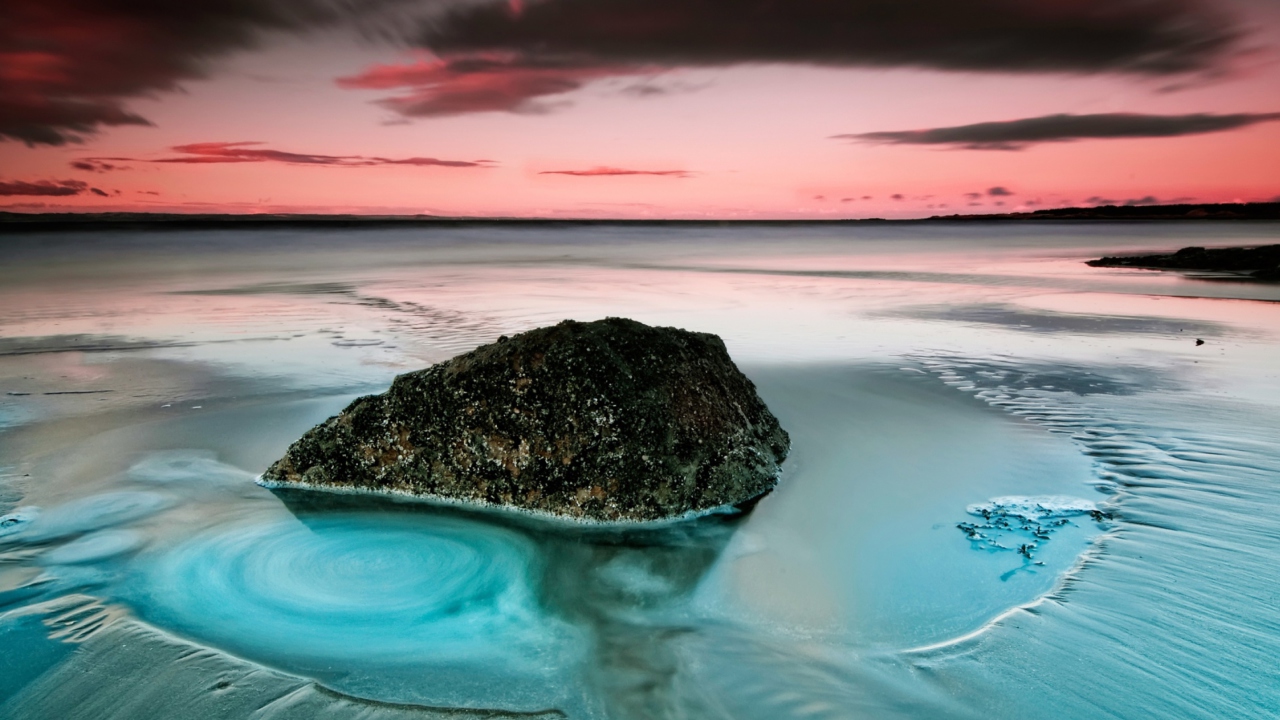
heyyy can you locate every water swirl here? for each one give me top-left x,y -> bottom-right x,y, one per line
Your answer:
129,512 -> 577,672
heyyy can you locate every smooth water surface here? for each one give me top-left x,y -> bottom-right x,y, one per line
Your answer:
1,222 -> 1278,719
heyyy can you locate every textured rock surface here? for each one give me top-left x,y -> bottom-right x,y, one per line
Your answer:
261,318 -> 789,522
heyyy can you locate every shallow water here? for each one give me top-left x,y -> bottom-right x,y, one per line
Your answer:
1,222 -> 1278,718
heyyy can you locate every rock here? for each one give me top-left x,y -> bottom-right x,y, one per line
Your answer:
260,318 -> 790,523
1086,244 -> 1280,281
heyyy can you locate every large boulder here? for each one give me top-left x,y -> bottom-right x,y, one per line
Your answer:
260,318 -> 789,523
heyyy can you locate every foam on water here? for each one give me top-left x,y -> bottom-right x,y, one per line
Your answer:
965,496 -> 1096,520
959,495 -> 1104,562
125,451 -> 256,486
0,492 -> 172,545
39,530 -> 145,565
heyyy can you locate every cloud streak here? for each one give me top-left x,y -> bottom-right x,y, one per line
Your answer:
0,179 -> 89,196
71,159 -> 129,172
837,112 -> 1280,150
104,142 -> 492,168
539,166 -> 689,177
337,55 -> 640,117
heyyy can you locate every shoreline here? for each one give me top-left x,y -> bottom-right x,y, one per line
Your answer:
3,202 -> 1279,232
254,474 -> 769,532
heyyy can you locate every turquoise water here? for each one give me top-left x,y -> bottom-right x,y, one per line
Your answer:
1,223 -> 1278,718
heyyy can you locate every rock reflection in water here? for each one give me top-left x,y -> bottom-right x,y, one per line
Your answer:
262,490 -> 748,717
537,514 -> 743,719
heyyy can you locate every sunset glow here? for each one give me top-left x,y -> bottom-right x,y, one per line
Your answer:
2,0 -> 1278,218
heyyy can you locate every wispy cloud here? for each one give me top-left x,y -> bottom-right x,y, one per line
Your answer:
71,159 -> 130,172
338,56 -> 641,117
1125,195 -> 1160,206
539,166 -> 689,178
0,179 -> 89,196
101,142 -> 493,168
836,112 -> 1280,150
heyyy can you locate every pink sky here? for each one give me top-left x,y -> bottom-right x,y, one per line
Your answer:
1,0 -> 1278,219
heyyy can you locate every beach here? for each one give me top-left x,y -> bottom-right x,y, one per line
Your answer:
2,221 -> 1279,718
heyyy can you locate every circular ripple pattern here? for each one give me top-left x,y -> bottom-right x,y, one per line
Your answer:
132,513 -> 569,668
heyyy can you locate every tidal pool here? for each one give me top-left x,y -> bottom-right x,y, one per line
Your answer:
128,512 -> 585,710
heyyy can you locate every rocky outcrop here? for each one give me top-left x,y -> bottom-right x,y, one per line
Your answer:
1087,244 -> 1280,281
261,318 -> 789,523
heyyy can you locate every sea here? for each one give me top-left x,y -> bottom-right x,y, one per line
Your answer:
1,221 -> 1278,719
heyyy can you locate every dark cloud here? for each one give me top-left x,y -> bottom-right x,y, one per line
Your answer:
1084,194 -> 1163,206
987,186 -> 1013,196
836,112 -> 1280,150
422,0 -> 1238,75
135,142 -> 491,167
539,166 -> 689,178
891,193 -> 904,200
0,179 -> 88,196
0,0 -> 1250,140
89,187 -> 109,197
0,0 -> 412,146
620,83 -> 668,98
71,159 -> 129,172
351,0 -> 1242,119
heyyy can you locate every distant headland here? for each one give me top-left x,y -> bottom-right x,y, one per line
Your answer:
1,201 -> 1278,231
926,201 -> 1280,222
